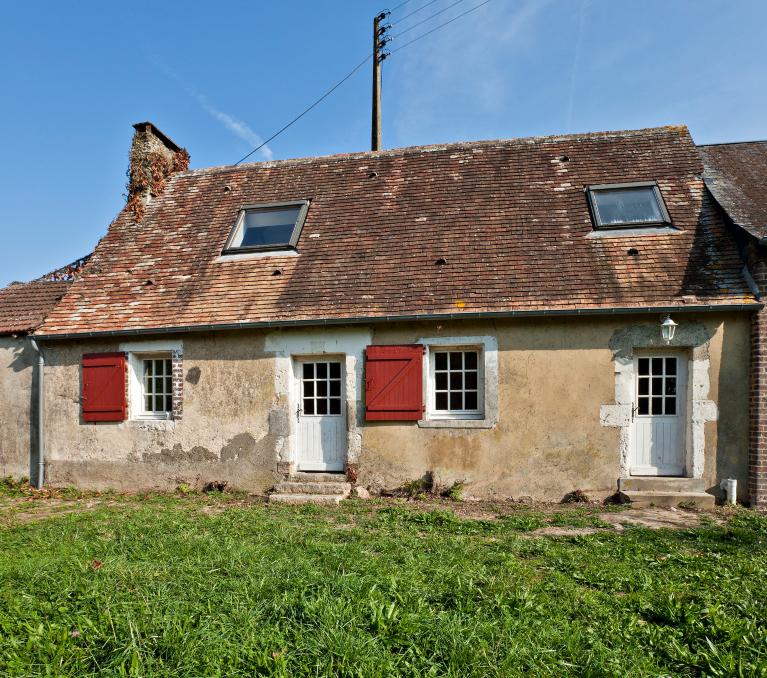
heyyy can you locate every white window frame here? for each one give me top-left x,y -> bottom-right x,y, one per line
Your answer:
133,353 -> 174,420
120,340 -> 182,422
418,335 -> 498,429
428,347 -> 484,420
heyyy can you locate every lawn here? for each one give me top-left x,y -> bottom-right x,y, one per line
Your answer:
0,486 -> 766,676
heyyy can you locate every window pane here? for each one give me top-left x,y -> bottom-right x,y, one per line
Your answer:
154,377 -> 164,395
666,398 -> 676,415
464,351 -> 478,370
449,392 -> 462,410
435,372 -> 448,390
465,371 -> 477,390
638,358 -> 649,376
316,399 -> 328,415
329,380 -> 340,396
316,363 -> 327,379
329,398 -> 341,415
638,397 -> 649,415
593,186 -> 663,226
449,372 -> 463,390
464,392 -> 478,410
651,378 -> 663,395
651,358 -> 663,374
154,395 -> 164,412
165,377 -> 172,394
638,378 -> 649,396
304,382 -> 314,397
303,363 -> 314,379
303,399 -> 314,415
144,360 -> 153,377
665,378 -> 676,396
435,353 -> 448,370
317,381 -> 327,397
435,392 -> 448,410
154,359 -> 164,374
665,358 -> 677,376
651,398 -> 663,415
329,362 -> 341,379
167,394 -> 173,411
238,206 -> 301,248
145,395 -> 153,411
449,352 -> 463,369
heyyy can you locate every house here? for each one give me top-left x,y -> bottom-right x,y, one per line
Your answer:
0,278 -> 71,483
8,122 -> 765,505
699,140 -> 767,508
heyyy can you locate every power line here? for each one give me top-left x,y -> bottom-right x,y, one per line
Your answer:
389,0 -> 412,11
234,53 -> 373,165
390,0 -> 492,54
394,0 -> 441,24
233,0 -> 493,164
392,0 -> 470,38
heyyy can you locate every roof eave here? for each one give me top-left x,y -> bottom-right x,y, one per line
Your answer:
34,303 -> 763,341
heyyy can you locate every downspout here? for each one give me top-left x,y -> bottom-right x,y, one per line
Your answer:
28,338 -> 44,489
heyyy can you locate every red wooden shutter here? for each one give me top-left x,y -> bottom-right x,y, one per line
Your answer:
365,345 -> 424,421
82,352 -> 127,422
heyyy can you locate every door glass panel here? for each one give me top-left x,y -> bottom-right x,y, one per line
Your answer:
636,356 -> 680,417
301,362 -> 342,417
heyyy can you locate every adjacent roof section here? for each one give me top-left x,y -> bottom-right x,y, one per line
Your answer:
699,141 -> 767,240
37,125 -> 756,338
0,280 -> 71,335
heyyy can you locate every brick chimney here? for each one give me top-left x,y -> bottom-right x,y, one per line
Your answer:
127,122 -> 190,221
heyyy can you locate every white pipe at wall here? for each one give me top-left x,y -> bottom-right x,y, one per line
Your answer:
720,478 -> 737,505
28,338 -> 44,489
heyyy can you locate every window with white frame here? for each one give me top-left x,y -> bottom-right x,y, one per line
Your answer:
137,354 -> 173,418
429,348 -> 483,418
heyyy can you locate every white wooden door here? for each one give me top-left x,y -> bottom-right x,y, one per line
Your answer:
631,354 -> 687,476
296,359 -> 346,472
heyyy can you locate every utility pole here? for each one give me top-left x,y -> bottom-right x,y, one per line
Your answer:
372,11 -> 390,151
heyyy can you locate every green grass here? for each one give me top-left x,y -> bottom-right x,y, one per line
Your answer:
0,493 -> 765,677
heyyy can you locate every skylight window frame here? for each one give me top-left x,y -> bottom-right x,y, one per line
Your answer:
586,181 -> 672,230
222,200 -> 310,255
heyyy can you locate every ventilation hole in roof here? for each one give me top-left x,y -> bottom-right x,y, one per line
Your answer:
627,248 -> 640,257
272,268 -> 283,276
558,155 -> 570,162
223,184 -> 232,192
435,257 -> 448,266
368,171 -> 379,178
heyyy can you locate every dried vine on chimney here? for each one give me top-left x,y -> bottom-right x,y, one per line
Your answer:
126,145 -> 189,222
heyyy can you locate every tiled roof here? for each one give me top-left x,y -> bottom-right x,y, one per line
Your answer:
37,125 -> 755,337
699,141 -> 767,240
0,280 -> 71,335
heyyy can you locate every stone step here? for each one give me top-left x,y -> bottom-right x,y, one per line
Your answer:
290,472 -> 348,483
269,493 -> 346,505
621,490 -> 715,508
274,481 -> 351,495
619,477 -> 706,493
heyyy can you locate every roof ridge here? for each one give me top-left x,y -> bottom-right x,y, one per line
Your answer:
178,125 -> 690,178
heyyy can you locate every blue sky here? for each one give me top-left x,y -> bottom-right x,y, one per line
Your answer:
1,0 -> 765,287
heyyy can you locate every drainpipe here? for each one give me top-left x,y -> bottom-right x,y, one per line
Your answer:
28,338 -> 45,489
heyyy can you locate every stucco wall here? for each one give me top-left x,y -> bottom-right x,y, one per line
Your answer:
0,336 -> 36,480
38,313 -> 751,500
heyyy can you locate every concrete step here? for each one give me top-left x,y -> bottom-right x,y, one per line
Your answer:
621,490 -> 715,508
619,477 -> 705,493
274,481 -> 351,495
269,493 -> 346,505
290,472 -> 348,483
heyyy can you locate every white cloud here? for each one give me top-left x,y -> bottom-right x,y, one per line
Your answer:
390,0 -> 555,142
143,49 -> 272,161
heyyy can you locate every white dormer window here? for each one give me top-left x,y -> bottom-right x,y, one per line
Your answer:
586,182 -> 671,229
223,201 -> 309,254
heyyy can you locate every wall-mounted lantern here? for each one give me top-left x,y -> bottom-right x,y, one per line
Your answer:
661,315 -> 677,344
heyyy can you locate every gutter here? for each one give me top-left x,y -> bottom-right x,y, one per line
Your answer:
33,303 -> 763,341
28,338 -> 45,489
